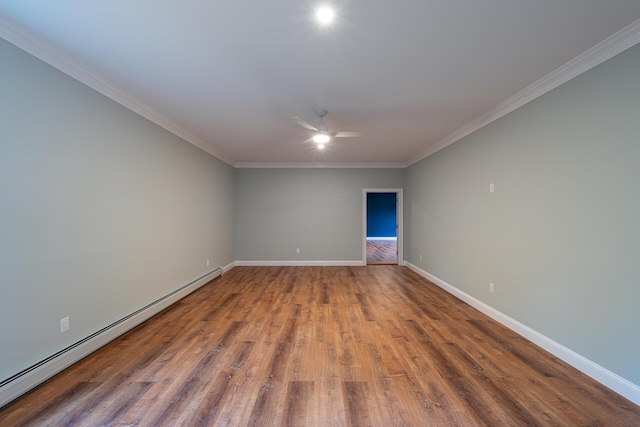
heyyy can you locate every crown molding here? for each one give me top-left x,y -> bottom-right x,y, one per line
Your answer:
234,162 -> 406,169
4,12 -> 639,170
406,17 -> 640,167
0,14 -> 236,167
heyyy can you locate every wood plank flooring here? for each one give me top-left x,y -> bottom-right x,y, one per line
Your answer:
366,240 -> 397,264
1,266 -> 639,426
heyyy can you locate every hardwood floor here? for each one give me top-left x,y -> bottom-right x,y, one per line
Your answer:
366,239 -> 397,264
1,266 -> 639,426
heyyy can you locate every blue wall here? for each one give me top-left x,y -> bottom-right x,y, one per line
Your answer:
367,193 -> 396,237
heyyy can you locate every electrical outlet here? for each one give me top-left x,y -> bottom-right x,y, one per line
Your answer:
489,183 -> 495,193
296,248 -> 301,254
206,259 -> 210,267
489,282 -> 495,293
60,317 -> 70,333
419,254 -> 423,261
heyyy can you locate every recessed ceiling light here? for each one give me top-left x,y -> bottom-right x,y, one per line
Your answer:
315,6 -> 335,26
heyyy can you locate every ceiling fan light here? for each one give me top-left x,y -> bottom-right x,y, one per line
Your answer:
313,132 -> 330,144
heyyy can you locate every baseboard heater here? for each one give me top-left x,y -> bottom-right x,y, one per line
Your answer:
0,267 -> 223,409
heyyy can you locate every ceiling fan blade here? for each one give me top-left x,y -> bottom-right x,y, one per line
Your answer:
292,117 -> 318,131
333,131 -> 368,138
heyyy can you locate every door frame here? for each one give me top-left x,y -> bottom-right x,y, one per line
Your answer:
362,188 -> 403,266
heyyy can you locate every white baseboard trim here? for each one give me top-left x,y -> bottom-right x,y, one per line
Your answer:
404,261 -> 640,406
222,261 -> 236,274
235,260 -> 364,267
0,267 -> 223,408
366,237 -> 397,241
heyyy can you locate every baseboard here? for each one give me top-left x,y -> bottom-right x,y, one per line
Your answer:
235,260 -> 365,267
0,267 -> 223,409
222,261 -> 236,274
404,261 -> 640,406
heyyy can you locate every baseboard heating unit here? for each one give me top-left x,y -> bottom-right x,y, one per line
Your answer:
0,267 -> 223,408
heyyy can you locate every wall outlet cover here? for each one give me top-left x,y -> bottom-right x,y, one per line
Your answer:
60,317 -> 70,333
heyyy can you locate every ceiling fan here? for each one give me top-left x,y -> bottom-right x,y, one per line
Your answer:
291,110 -> 367,148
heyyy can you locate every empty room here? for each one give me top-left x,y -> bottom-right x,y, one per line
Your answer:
2,2 -> 640,426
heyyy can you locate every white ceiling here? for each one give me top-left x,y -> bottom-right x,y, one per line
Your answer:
2,1 -> 640,167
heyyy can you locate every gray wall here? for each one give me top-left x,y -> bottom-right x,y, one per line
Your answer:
235,168 -> 404,261
0,39 -> 235,381
406,44 -> 640,385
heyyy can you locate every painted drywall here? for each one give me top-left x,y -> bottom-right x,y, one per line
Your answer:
235,169 -> 404,261
367,193 -> 397,238
405,43 -> 640,385
0,39 -> 235,381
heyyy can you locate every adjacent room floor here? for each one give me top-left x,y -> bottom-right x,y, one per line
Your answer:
366,238 -> 397,264
1,266 -> 639,426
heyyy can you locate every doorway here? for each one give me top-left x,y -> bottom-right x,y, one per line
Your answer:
363,188 -> 403,265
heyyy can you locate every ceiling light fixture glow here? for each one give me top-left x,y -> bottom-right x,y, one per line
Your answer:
315,6 -> 335,26
317,143 -> 325,150
313,132 -> 331,144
